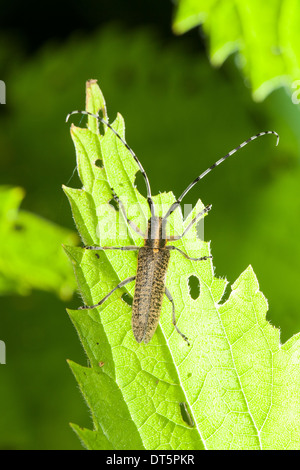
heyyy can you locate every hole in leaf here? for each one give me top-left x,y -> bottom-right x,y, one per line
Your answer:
219,284 -> 230,303
98,108 -> 106,135
122,292 -> 133,306
134,170 -> 145,196
94,158 -> 103,168
180,402 -> 194,427
188,275 -> 200,300
108,198 -> 119,211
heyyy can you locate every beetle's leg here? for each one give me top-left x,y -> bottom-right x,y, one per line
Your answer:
84,245 -> 140,251
168,204 -> 212,241
165,287 -> 190,346
111,189 -> 145,238
79,276 -> 136,310
166,245 -> 211,262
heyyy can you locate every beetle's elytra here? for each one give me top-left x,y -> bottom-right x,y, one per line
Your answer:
67,109 -> 279,345
133,241 -> 170,344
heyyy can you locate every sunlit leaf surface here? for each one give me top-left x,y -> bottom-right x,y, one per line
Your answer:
65,81 -> 300,450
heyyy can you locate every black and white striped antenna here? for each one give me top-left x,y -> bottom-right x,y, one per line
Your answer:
163,131 -> 279,220
66,111 -> 279,223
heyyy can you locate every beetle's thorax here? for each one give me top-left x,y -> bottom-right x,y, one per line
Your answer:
144,216 -> 167,249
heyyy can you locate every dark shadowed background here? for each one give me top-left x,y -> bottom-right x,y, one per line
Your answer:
1,0 -> 300,449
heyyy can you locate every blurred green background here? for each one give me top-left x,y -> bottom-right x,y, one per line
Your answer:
1,0 -> 300,449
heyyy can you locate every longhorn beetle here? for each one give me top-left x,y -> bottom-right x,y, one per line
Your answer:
67,110 -> 279,345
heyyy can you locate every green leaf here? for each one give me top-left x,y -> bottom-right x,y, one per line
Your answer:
65,81 -> 300,450
173,0 -> 300,101
0,185 -> 77,298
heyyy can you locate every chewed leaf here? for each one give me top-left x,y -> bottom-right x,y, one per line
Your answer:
65,80 -> 300,450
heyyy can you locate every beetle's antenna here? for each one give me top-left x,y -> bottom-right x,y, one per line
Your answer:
66,110 -> 156,217
163,131 -> 279,220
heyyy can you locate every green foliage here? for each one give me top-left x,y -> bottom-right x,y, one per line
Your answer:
1,22 -> 300,451
0,185 -> 77,298
1,26 -> 299,343
173,0 -> 300,100
0,187 -> 80,449
65,82 -> 300,450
